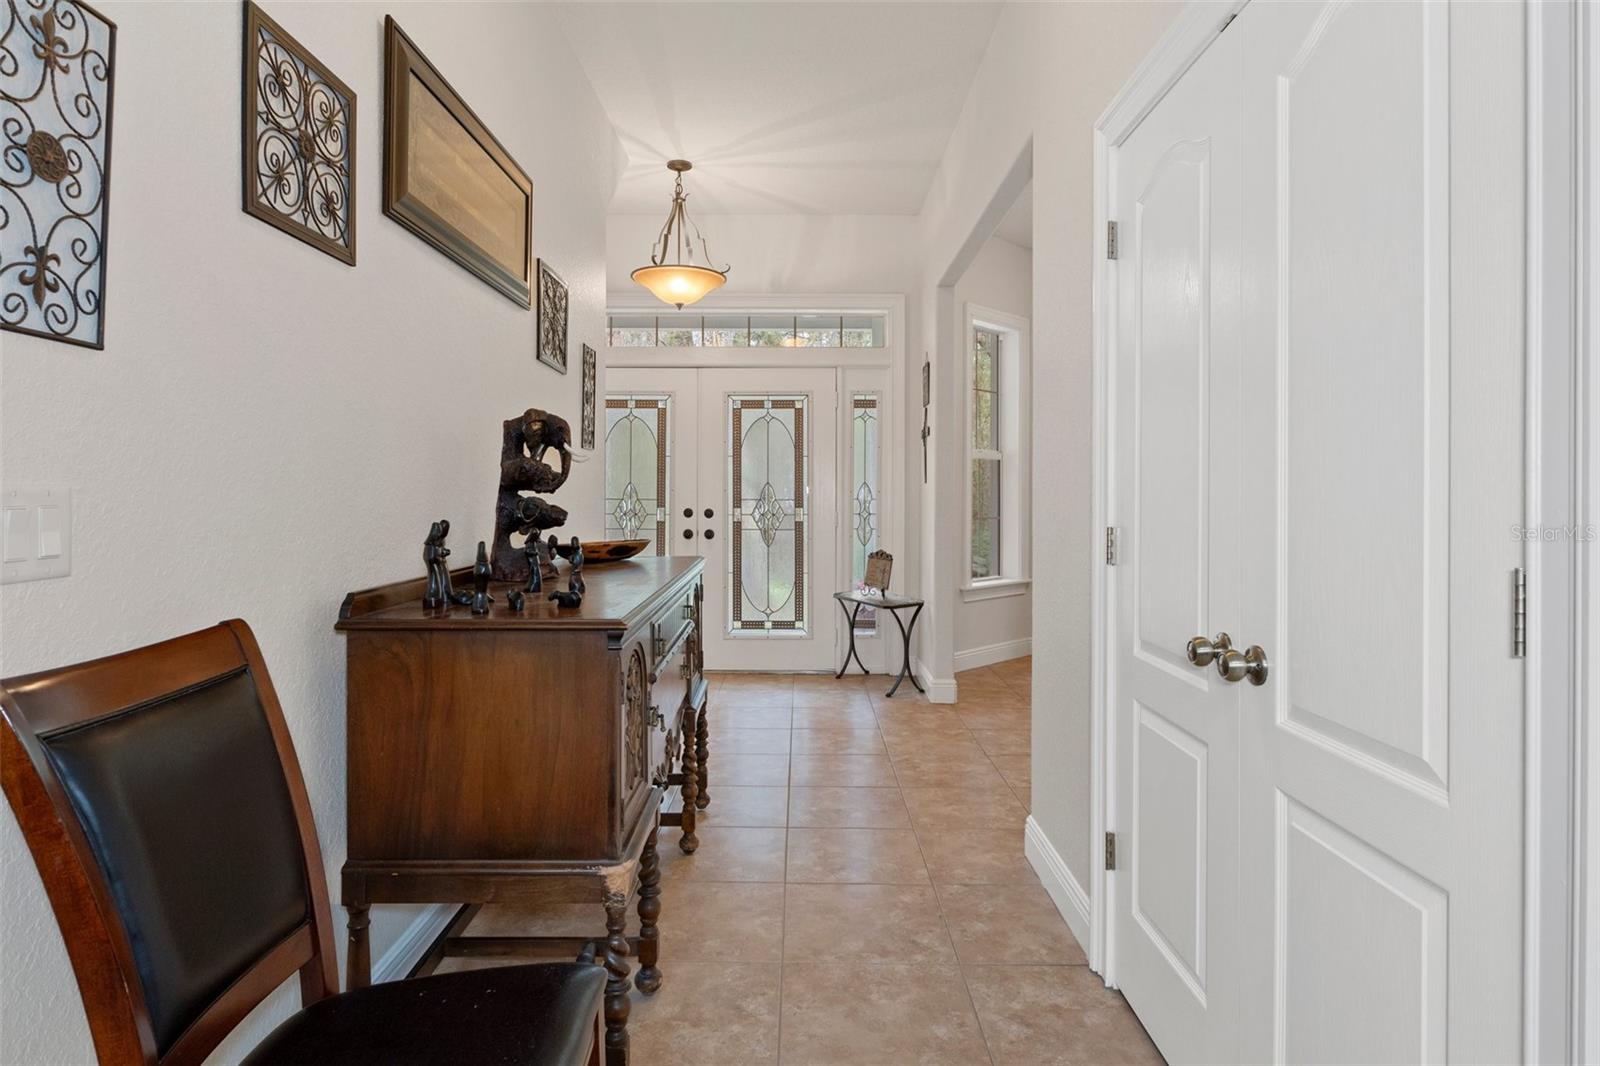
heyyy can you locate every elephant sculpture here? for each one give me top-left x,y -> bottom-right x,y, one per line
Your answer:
490,408 -> 578,582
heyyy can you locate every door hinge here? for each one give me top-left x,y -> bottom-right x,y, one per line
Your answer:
1105,526 -> 1118,565
1106,221 -> 1119,260
1105,832 -> 1117,871
1512,566 -> 1527,658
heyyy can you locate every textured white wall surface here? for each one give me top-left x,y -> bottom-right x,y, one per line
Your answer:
952,232 -> 1032,659
915,1 -> 1181,879
0,2 -> 613,1061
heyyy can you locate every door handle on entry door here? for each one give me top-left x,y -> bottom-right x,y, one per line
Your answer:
1186,633 -> 1232,667
1216,645 -> 1269,685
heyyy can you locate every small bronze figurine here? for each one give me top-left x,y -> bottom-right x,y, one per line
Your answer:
506,590 -> 525,612
548,588 -> 583,609
523,537 -> 545,594
470,541 -> 493,616
568,536 -> 585,595
426,519 -> 473,607
423,521 -> 448,609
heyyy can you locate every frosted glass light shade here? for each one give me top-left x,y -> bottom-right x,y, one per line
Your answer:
631,264 -> 727,309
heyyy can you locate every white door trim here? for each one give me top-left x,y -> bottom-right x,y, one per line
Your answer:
1581,0 -> 1600,1054
1088,0 -> 1246,987
1537,0 -> 1600,1059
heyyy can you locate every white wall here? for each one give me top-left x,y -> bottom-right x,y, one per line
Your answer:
952,233 -> 1032,667
915,2 -> 1181,884
0,3 -> 614,1061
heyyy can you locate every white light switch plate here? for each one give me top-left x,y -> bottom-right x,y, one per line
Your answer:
1,485 -> 72,584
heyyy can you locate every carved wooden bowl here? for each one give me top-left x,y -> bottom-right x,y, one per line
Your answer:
553,539 -> 651,565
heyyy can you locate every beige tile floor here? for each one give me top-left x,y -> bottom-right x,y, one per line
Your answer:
442,660 -> 1163,1065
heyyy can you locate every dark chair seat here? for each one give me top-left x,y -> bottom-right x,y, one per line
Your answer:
245,963 -> 605,1066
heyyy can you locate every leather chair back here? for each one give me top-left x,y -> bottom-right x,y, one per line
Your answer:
1,621 -> 338,1065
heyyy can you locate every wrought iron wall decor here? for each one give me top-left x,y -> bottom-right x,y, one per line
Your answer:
536,259 -> 567,373
1,0 -> 117,349
382,16 -> 533,305
581,344 -> 596,449
241,1 -> 354,264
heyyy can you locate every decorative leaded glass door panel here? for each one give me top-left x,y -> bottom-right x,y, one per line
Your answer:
605,370 -> 701,559
604,395 -> 671,554
608,368 -> 838,671
697,369 -> 838,671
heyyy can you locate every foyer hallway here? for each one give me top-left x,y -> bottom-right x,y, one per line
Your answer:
443,661 -> 1163,1064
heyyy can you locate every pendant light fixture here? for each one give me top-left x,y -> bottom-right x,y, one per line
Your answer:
631,159 -> 729,309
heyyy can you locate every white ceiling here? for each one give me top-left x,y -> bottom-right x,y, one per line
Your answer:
552,1 -> 1005,215
994,180 -> 1032,248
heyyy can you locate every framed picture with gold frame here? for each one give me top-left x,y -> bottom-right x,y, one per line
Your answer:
381,16 -> 532,305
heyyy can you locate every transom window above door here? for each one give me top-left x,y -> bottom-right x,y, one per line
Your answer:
609,311 -> 886,348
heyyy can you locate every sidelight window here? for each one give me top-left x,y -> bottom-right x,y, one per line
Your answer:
970,327 -> 1003,579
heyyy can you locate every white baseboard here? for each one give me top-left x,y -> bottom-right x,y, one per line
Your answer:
371,903 -> 457,984
913,658 -> 957,703
1025,815 -> 1092,953
953,637 -> 1033,674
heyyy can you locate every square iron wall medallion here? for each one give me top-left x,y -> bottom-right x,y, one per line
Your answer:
1,0 -> 118,349
536,259 -> 567,373
241,0 -> 355,264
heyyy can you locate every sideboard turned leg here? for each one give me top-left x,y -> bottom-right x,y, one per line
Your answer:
601,891 -> 632,1066
679,719 -> 700,853
635,818 -> 662,994
694,700 -> 710,810
346,904 -> 371,990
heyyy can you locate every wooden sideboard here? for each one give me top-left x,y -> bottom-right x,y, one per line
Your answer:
336,556 -> 708,1066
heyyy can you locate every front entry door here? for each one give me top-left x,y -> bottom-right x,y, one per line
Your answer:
608,367 -> 839,671
1110,2 -> 1526,1063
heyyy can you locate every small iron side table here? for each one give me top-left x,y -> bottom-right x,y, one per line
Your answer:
833,590 -> 926,698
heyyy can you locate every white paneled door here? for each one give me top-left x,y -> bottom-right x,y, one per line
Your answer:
1110,2 -> 1524,1063
1111,16 -> 1244,1063
609,368 -> 839,671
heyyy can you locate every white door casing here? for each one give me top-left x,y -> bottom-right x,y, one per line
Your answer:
1110,18 -> 1243,1063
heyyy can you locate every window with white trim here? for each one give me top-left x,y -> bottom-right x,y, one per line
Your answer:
970,327 -> 1002,579
964,308 -> 1030,593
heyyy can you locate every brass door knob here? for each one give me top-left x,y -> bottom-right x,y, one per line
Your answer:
1216,645 -> 1269,685
1186,632 -> 1232,667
